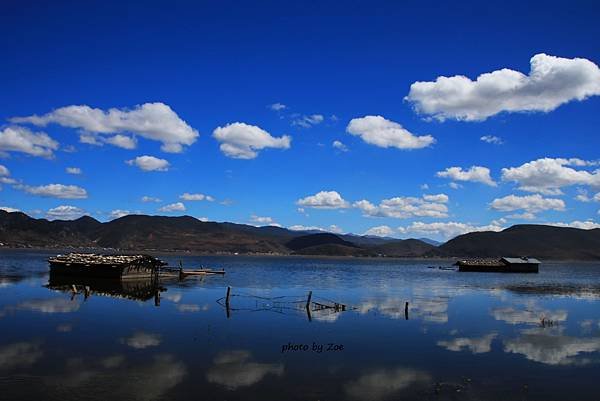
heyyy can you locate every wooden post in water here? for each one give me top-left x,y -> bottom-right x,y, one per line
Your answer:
306,291 -> 313,310
225,286 -> 232,318
405,301 -> 409,320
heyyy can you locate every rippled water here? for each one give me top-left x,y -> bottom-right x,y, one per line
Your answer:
1,249 -> 600,400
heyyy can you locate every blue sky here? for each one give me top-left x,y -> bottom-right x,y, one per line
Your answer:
1,0 -> 600,240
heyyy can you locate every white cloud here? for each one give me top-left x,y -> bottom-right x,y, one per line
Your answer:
448,182 -> 462,189
436,166 -> 496,186
480,135 -> 503,144
104,134 -> 137,149
19,184 -> 88,199
332,140 -> 348,152
397,221 -> 504,240
501,157 -> 600,195
11,102 -> 198,153
126,155 -> 170,172
249,215 -> 280,226
65,167 -> 82,175
346,115 -> 435,150
212,122 -> 291,159
180,193 -> 214,201
406,53 -> 600,121
422,193 -> 449,203
296,190 -> 350,209
490,194 -> 565,213
292,114 -> 324,128
420,183 -> 429,190
0,206 -> 20,213
141,196 -> 161,203
548,220 -> 600,230
109,210 -> 131,220
0,165 -> 9,176
268,102 -> 287,111
354,194 -> 449,219
0,126 -> 59,158
506,212 -> 537,220
47,205 -> 88,220
364,225 -> 395,237
158,202 -> 186,213
288,224 -> 343,233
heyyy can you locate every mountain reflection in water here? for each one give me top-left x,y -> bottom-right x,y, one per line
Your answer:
1,251 -> 600,400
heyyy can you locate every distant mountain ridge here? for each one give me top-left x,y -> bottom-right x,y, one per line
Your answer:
0,210 -> 434,257
1,210 -> 600,260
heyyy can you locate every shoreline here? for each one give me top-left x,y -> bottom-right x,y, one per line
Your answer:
2,246 -> 600,263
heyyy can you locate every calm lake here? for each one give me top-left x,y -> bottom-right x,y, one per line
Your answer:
1,250 -> 600,401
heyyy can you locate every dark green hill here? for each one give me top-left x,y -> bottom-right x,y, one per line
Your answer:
439,224 -> 600,260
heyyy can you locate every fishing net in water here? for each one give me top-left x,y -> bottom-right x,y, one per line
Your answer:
216,291 -> 352,319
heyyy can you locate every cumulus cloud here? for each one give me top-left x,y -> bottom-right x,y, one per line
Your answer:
364,225 -> 395,237
179,193 -> 214,201
346,115 -> 435,150
354,194 -> 449,219
0,165 -> 10,176
268,102 -> 286,111
288,224 -> 343,233
406,53 -> 600,121
206,350 -> 283,390
141,196 -> 161,203
480,135 -> 504,144
18,184 -> 88,199
126,155 -> 170,172
11,102 -> 198,153
0,206 -> 20,213
0,126 -> 59,158
436,166 -> 496,186
212,122 -> 291,159
548,220 -> 600,230
397,221 -> 504,240
109,210 -> 132,220
501,157 -> 600,195
296,190 -> 350,209
158,202 -> 185,213
332,140 -> 349,152
104,134 -> 137,149
490,194 -> 565,213
249,215 -> 280,226
292,114 -> 324,128
47,205 -> 88,220
65,167 -> 82,175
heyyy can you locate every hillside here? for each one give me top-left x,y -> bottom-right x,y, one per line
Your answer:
439,225 -> 600,260
0,210 -> 433,256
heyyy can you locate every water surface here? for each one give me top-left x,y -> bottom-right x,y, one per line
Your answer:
1,250 -> 600,400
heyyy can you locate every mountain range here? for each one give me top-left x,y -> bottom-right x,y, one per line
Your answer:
1,210 -> 599,260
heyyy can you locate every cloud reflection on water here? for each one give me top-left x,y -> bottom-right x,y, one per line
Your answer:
344,367 -> 431,401
206,350 -> 284,390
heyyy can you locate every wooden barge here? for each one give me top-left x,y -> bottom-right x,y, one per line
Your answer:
48,253 -> 166,279
456,257 -> 540,273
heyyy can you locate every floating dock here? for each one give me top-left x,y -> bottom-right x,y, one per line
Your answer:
456,257 -> 540,273
48,253 -> 166,279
